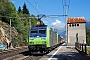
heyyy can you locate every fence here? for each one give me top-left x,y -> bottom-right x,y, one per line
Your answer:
75,42 -> 87,54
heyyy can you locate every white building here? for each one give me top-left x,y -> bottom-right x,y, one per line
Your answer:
67,17 -> 86,46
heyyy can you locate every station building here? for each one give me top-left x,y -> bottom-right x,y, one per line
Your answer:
67,17 -> 86,46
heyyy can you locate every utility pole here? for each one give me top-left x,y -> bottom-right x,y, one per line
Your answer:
9,18 -> 12,48
62,0 -> 70,45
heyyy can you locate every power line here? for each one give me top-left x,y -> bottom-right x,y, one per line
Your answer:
33,0 -> 47,15
26,0 -> 40,14
33,0 -> 38,15
38,5 -> 47,14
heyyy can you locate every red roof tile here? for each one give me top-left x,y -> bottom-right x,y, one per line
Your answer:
67,17 -> 86,23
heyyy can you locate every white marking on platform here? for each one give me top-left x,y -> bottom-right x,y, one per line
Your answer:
48,43 -> 66,60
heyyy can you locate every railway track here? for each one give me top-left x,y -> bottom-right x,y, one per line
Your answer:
0,46 -> 46,60
0,46 -> 29,60
0,45 -> 60,60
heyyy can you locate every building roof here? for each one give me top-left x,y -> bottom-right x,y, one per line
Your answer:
67,17 -> 86,23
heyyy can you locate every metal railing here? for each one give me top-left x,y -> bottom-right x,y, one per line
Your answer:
75,42 -> 87,54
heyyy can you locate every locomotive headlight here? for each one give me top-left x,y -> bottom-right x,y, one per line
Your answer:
42,42 -> 46,44
30,37 -> 34,40
30,42 -> 34,44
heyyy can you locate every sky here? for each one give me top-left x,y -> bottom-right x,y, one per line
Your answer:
10,0 -> 90,33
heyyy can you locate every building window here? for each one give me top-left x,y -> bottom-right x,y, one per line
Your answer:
72,24 -> 74,27
75,24 -> 76,27
77,24 -> 79,26
69,24 -> 71,27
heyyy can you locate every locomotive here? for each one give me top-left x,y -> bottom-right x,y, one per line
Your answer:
28,25 -> 62,53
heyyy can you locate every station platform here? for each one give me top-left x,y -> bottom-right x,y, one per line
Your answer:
40,43 -> 88,60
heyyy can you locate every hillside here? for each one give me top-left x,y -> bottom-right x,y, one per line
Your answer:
0,21 -> 18,45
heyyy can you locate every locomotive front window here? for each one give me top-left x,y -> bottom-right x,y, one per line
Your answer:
31,30 -> 37,34
39,30 -> 46,34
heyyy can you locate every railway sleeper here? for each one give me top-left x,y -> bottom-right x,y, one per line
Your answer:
28,45 -> 48,54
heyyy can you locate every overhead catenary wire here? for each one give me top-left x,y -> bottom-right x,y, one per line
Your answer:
33,0 -> 47,15
26,0 -> 40,14
33,0 -> 38,15
26,0 -> 67,19
38,5 -> 47,14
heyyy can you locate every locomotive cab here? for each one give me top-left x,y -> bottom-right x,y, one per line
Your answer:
28,25 -> 48,53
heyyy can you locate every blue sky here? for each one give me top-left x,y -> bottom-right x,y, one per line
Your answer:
10,0 -> 90,32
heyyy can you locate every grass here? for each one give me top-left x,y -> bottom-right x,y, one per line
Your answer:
87,47 -> 90,55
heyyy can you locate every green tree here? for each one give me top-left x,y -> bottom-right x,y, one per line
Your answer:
18,6 -> 22,14
86,27 -> 90,45
0,0 -> 8,2
15,12 -> 30,45
22,3 -> 29,15
31,15 -> 38,26
0,0 -> 17,24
